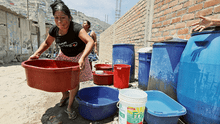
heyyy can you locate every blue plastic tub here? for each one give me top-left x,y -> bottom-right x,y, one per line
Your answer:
144,90 -> 186,124
75,86 -> 119,121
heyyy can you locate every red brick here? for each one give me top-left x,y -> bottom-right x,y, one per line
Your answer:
178,35 -> 185,39
175,22 -> 185,29
165,36 -> 173,40
155,32 -> 162,37
214,5 -> 220,13
159,16 -> 167,21
182,13 -> 195,21
196,8 -> 213,17
155,22 -> 162,27
167,25 -> 175,30
178,28 -> 189,35
163,20 -> 171,26
183,1 -> 195,8
171,30 -> 177,35
163,31 -> 170,36
158,37 -> 165,41
188,3 -> 203,13
186,34 -> 191,39
164,8 -> 172,15
172,4 -> 183,12
172,17 -> 181,24
165,0 -> 172,4
176,9 -> 187,16
204,0 -> 220,8
159,27 -> 166,32
161,4 -> 169,11
169,0 -> 178,8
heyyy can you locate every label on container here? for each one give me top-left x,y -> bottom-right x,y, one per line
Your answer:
127,106 -> 145,124
119,103 -> 145,124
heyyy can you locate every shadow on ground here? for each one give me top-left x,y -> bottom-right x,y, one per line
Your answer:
41,98 -> 118,124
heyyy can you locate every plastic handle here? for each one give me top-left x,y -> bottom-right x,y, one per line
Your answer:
195,40 -> 209,47
116,101 -> 120,108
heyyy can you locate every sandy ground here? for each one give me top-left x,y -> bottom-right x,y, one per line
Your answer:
0,61 -> 63,124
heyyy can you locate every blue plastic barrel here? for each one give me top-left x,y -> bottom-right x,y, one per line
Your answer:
138,47 -> 152,90
147,42 -> 187,100
177,27 -> 220,124
112,44 -> 135,82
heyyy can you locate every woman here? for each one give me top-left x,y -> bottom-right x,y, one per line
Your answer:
82,20 -> 98,70
192,15 -> 220,32
29,0 -> 94,119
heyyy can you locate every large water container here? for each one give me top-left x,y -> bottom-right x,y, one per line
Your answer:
147,41 -> 187,100
138,47 -> 152,90
177,27 -> 220,124
112,44 -> 135,82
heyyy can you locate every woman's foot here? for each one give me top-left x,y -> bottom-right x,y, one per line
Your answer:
64,108 -> 77,120
59,91 -> 69,107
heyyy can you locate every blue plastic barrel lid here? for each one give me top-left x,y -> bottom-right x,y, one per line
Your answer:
137,47 -> 152,53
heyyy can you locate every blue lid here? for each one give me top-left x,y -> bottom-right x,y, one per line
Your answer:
145,90 -> 186,117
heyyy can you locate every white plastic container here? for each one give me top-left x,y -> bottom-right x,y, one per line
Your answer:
95,70 -> 104,74
118,89 -> 148,124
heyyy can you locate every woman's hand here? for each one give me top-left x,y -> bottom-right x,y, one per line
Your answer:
94,50 -> 98,55
28,54 -> 40,60
78,57 -> 85,70
192,16 -> 213,32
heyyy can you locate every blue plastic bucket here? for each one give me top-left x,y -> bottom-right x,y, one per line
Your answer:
147,42 -> 187,100
177,27 -> 220,124
112,44 -> 135,82
138,49 -> 152,90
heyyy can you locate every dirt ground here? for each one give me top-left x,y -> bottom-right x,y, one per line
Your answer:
0,60 -> 139,124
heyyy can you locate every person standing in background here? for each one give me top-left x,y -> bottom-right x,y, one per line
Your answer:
82,20 -> 98,70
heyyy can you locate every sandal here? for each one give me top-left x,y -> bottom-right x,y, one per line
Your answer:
59,97 -> 69,107
64,109 -> 77,120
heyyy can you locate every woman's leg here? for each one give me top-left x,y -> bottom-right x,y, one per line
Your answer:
59,91 -> 69,107
67,84 -> 79,110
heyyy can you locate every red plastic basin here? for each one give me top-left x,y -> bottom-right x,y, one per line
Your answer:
21,59 -> 80,92
94,64 -> 112,71
93,71 -> 114,85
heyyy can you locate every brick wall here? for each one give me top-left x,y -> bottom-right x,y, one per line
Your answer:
100,0 -> 148,77
100,0 -> 220,77
151,0 -> 220,41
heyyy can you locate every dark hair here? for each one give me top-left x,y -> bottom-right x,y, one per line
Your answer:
50,0 -> 72,20
84,20 -> 91,28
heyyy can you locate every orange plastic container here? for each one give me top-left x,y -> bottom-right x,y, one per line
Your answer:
113,64 -> 131,89
94,64 -> 112,71
21,59 -> 80,92
93,71 -> 114,85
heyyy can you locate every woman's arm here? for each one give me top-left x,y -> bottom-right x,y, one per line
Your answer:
192,16 -> 220,32
29,34 -> 55,59
91,31 -> 98,55
78,28 -> 94,69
